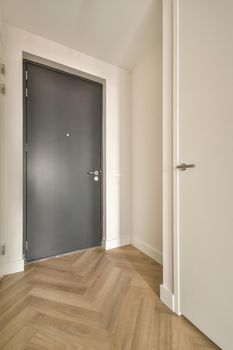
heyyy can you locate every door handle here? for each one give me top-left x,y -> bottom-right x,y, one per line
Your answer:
87,170 -> 99,176
176,163 -> 195,171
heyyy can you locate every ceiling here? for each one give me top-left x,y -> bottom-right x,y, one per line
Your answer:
1,0 -> 162,70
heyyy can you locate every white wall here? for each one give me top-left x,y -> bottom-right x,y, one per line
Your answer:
2,23 -> 131,274
131,44 -> 162,264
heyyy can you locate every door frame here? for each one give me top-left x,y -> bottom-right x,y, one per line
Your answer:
172,0 -> 180,315
22,52 -> 106,261
161,0 -> 180,315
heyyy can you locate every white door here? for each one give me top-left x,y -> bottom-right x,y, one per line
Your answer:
0,32 -> 4,279
176,1 -> 233,349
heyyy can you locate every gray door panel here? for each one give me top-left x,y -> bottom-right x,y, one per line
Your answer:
26,62 -> 102,261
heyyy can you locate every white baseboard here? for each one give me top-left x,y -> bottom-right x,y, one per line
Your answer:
131,237 -> 163,265
160,284 -> 175,311
4,259 -> 24,275
105,238 -> 130,250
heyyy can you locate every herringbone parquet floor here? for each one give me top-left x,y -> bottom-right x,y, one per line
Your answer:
0,245 -> 219,349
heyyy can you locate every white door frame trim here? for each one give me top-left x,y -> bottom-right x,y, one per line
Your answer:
172,0 -> 181,315
160,0 -> 181,315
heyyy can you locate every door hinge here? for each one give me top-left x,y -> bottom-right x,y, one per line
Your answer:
25,87 -> 28,97
1,84 -> 5,95
26,144 -> 28,152
25,241 -> 28,251
0,244 -> 6,256
25,70 -> 28,80
0,64 -> 5,75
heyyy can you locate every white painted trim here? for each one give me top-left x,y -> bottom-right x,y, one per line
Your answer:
4,259 -> 24,275
160,284 -> 175,312
105,238 -> 130,250
172,0 -> 181,316
161,0 -> 181,316
161,0 -> 175,313
131,237 -> 163,265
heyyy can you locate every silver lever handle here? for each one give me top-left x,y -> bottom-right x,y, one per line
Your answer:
176,163 -> 195,171
88,170 -> 99,176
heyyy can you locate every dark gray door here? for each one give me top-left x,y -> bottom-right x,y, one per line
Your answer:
25,62 -> 102,261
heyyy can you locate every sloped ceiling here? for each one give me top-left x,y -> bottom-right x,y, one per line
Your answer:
1,0 -> 162,69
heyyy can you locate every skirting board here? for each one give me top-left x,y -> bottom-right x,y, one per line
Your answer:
160,284 -> 175,311
105,238 -> 130,250
4,259 -> 24,275
131,237 -> 163,265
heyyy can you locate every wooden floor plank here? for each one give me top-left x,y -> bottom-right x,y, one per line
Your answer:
0,245 -> 219,349
2,326 -> 37,350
